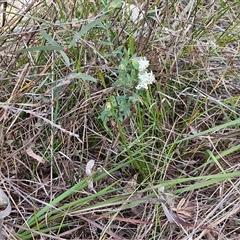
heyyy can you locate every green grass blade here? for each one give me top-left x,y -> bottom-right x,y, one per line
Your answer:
69,15 -> 107,47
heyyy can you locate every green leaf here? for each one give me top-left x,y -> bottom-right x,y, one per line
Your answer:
40,31 -> 70,66
18,45 -> 63,53
68,72 -> 97,83
69,15 -> 107,47
109,0 -> 123,9
17,30 -> 70,67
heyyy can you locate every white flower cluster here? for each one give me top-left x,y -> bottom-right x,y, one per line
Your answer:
135,57 -> 155,90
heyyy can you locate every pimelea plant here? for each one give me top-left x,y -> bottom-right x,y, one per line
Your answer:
99,50 -> 155,123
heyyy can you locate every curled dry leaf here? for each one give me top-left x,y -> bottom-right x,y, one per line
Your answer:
86,160 -> 95,176
158,187 -> 197,226
86,160 -> 95,192
122,2 -> 144,23
0,197 -> 8,211
26,146 -> 45,164
0,188 -> 11,240
158,187 -> 177,223
171,198 -> 197,225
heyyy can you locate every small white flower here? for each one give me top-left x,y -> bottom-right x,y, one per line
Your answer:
136,82 -> 148,90
138,71 -> 155,84
136,71 -> 155,90
138,57 -> 149,72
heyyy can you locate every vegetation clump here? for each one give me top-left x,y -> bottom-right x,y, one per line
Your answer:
0,0 -> 240,239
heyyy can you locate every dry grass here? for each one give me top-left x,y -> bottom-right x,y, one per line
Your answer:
0,0 -> 240,239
